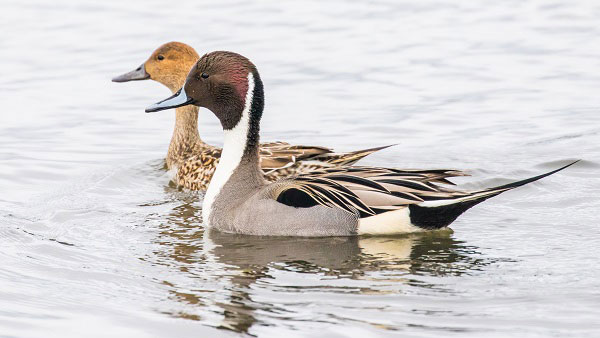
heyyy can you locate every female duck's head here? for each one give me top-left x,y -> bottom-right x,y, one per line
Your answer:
146,51 -> 264,132
112,41 -> 199,92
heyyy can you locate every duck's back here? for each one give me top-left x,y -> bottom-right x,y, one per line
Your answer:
171,142 -> 386,190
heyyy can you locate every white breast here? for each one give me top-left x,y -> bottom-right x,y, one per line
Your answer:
202,73 -> 255,224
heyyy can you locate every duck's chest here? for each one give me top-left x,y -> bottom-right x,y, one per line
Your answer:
176,155 -> 220,191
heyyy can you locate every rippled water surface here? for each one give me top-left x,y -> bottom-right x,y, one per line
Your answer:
1,0 -> 600,337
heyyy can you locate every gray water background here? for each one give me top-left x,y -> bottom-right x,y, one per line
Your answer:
1,0 -> 599,337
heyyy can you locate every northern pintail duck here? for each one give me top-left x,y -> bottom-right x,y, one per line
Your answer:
113,42 -> 389,190
146,51 -> 576,236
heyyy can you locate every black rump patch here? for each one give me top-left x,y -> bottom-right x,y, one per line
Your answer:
408,196 -> 496,230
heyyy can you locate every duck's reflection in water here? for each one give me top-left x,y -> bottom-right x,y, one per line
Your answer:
149,197 -> 495,333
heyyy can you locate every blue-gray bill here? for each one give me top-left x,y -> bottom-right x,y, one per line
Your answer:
145,88 -> 194,113
112,64 -> 150,82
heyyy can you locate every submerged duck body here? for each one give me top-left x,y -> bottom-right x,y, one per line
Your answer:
113,42 -> 390,190
146,51 -> 576,236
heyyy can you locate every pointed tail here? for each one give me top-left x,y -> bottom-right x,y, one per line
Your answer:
408,160 -> 579,230
320,144 -> 396,166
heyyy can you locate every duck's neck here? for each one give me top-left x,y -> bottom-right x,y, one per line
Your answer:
166,94 -> 203,169
203,72 -> 264,224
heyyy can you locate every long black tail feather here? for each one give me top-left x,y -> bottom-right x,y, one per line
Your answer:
409,160 -> 579,230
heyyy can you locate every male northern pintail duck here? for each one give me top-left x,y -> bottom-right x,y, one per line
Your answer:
146,51 -> 576,236
113,42 -> 391,190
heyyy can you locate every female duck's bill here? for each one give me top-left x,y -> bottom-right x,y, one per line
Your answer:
112,64 -> 150,82
145,88 -> 194,113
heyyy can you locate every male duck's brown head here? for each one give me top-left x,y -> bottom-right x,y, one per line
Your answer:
146,51 -> 264,132
112,42 -> 199,92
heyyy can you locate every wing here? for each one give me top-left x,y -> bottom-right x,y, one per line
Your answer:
271,166 -> 471,218
260,142 -> 391,176
259,141 -> 333,171
259,142 -> 396,180
306,166 -> 469,186
309,144 -> 396,166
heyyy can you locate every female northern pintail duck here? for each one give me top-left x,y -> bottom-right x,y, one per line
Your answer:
146,51 -> 576,236
113,42 -> 391,190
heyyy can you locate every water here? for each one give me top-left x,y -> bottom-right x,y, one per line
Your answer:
1,0 -> 599,336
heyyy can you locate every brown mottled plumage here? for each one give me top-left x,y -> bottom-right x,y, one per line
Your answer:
113,42 -> 393,190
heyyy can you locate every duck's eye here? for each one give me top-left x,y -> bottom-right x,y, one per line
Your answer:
195,73 -> 209,81
157,55 -> 165,61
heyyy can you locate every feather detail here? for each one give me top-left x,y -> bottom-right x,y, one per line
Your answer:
170,142 -> 395,190
272,165 -> 465,218
271,161 -> 577,232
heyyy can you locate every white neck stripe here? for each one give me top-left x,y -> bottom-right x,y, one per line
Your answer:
202,72 -> 255,224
